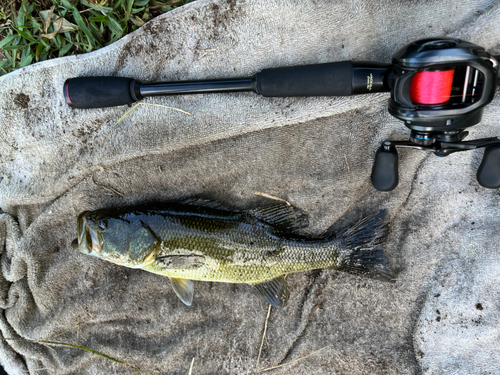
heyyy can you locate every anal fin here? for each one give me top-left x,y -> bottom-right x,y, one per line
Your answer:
251,276 -> 289,308
169,278 -> 194,306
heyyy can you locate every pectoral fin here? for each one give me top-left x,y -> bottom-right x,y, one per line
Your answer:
251,276 -> 289,308
169,278 -> 194,306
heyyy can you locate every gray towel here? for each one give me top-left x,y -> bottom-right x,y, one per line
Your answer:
0,0 -> 499,373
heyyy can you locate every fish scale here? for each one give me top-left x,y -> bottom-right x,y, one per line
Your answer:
74,200 -> 391,307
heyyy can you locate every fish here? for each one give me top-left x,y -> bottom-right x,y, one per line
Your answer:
72,199 -> 392,307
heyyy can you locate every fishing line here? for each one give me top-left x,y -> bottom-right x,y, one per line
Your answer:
410,69 -> 455,104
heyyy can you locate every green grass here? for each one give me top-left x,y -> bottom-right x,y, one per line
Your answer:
0,0 -> 191,75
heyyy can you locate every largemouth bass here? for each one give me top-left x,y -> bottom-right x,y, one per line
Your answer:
72,199 -> 392,307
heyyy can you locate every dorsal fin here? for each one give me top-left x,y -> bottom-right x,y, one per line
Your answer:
251,276 -> 289,308
248,202 -> 308,233
179,198 -> 230,211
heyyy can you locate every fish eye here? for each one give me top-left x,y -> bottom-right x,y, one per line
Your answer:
98,220 -> 107,230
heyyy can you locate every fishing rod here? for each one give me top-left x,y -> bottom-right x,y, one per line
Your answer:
64,38 -> 500,191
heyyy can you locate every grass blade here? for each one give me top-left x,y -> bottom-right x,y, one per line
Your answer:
60,0 -> 74,10
81,0 -> 113,14
0,0 -> 186,74
89,15 -> 107,23
16,28 -> 36,43
20,48 -> 33,67
107,15 -> 123,37
0,35 -> 15,50
2,45 -> 21,51
72,8 -> 101,48
38,340 -> 151,374
59,40 -> 73,56
124,0 -> 133,23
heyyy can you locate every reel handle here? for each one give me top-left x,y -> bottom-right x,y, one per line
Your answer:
477,144 -> 500,188
371,143 -> 399,191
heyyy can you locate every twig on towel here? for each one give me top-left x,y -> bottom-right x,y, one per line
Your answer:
188,357 -> 195,375
70,158 -> 91,172
91,174 -> 124,196
30,367 -> 50,372
254,274 -> 327,373
188,46 -> 219,60
2,337 -> 151,374
39,341 -> 58,355
344,154 -> 349,171
256,345 -> 329,373
256,304 -> 272,370
70,158 -> 118,196
37,340 -> 151,374
101,102 -> 192,145
254,192 -> 291,205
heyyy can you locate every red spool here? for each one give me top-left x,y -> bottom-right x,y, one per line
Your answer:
410,69 -> 455,105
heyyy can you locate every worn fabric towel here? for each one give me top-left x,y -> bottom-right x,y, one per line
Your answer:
0,0 -> 500,374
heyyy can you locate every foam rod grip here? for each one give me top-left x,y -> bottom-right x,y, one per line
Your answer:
64,77 -> 140,108
255,62 -> 354,96
477,145 -> 500,188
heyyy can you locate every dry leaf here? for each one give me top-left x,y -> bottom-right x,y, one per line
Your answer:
39,8 -> 78,37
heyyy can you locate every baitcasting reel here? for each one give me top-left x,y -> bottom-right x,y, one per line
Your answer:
371,38 -> 500,191
64,37 -> 500,190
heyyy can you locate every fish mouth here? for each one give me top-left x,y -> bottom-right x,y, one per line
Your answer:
76,213 -> 102,255
88,226 -> 101,254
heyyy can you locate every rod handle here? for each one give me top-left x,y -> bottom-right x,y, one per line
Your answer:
255,61 -> 390,97
64,77 -> 142,109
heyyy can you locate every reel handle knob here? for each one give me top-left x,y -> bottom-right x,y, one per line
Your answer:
371,142 -> 399,191
476,144 -> 500,188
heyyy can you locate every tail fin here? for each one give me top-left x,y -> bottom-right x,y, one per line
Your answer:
335,210 -> 393,281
